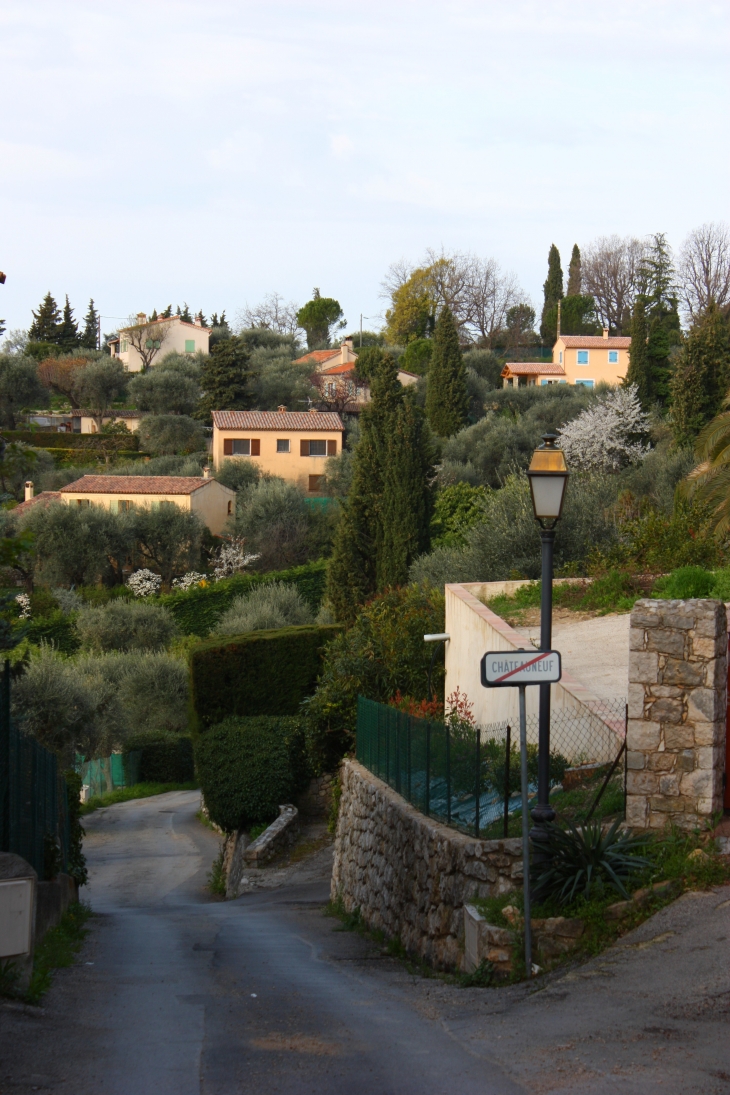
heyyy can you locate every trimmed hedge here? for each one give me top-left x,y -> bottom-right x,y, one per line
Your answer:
195,715 -> 309,831
190,623 -> 341,729
4,430 -> 140,451
123,734 -> 195,784
160,560 -> 328,637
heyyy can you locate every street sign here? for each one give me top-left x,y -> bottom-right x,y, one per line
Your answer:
480,649 -> 561,688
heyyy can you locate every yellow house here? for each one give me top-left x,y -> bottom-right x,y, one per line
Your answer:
501,330 -> 631,389
109,313 -> 210,373
212,408 -> 345,493
58,473 -> 235,535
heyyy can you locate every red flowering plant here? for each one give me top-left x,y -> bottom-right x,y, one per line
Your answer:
387,690 -> 444,721
444,686 -> 476,740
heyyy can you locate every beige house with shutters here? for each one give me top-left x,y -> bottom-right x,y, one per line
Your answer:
108,313 -> 211,372
57,473 -> 235,535
211,409 -> 345,494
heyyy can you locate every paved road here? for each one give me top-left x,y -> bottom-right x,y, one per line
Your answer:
1,791 -> 729,1095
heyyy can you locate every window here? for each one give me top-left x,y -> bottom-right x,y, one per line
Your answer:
608,350 -> 619,364
300,439 -> 327,456
223,438 -> 260,456
185,339 -> 195,353
76,499 -> 90,507
577,350 -> 589,365
575,379 -> 594,388
227,500 -> 233,515
559,351 -> 563,363
308,474 -> 324,493
276,439 -> 290,453
121,339 -> 129,353
119,500 -> 134,512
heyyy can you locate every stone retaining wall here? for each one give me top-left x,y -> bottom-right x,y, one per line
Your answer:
331,759 -> 522,970
627,598 -> 727,830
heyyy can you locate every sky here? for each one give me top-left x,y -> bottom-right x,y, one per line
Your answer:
0,0 -> 728,340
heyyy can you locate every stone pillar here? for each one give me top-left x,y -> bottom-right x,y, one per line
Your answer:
627,599 -> 727,831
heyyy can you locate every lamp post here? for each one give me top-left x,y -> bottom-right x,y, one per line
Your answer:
525,433 -> 569,861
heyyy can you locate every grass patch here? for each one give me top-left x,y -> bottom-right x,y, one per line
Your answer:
25,902 -> 93,1005
207,849 -> 227,897
485,570 -> 651,626
248,821 -> 270,842
80,781 -> 199,815
195,808 -> 220,832
479,774 -> 625,841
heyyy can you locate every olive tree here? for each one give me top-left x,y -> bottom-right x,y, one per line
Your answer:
132,503 -> 204,589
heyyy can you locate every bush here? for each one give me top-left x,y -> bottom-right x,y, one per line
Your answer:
24,610 -> 80,655
215,458 -> 261,493
231,478 -> 312,571
137,414 -> 205,455
191,624 -> 341,730
123,733 -> 194,784
215,582 -> 314,634
653,566 -> 716,600
76,600 -> 179,652
195,715 -> 310,831
532,818 -> 650,904
158,559 -> 327,637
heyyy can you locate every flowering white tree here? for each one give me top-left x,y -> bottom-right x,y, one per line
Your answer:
15,593 -> 31,619
212,538 -> 260,582
127,569 -> 162,597
558,385 -> 650,472
171,572 -> 207,592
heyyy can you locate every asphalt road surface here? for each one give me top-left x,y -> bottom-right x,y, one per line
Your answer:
1,790 -> 729,1095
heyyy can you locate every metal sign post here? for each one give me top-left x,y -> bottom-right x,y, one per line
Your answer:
481,648 -> 561,978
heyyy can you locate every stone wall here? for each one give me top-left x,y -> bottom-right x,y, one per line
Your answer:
331,759 -> 522,970
627,598 -> 727,830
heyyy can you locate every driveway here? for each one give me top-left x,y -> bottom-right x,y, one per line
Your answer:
1,790 -> 728,1094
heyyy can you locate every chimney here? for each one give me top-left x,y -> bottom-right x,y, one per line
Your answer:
309,406 -> 318,414
277,404 -> 287,413
343,337 -> 353,353
24,481 -> 34,502
194,314 -> 202,327
137,312 -> 147,325
602,327 -> 609,339
202,465 -> 212,479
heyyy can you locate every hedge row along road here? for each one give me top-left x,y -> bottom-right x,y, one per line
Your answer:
2,791 -> 729,1093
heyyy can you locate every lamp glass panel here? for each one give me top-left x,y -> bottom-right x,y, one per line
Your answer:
530,475 -> 566,519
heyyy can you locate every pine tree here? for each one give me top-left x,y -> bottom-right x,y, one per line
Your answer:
79,299 -> 100,350
197,336 -> 252,418
425,306 -> 468,437
179,303 -> 192,323
566,244 -> 582,296
57,295 -> 79,352
28,292 -> 62,343
540,244 -> 563,341
671,303 -> 730,446
625,296 -> 651,406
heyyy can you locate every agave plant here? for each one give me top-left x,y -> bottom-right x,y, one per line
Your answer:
531,818 -> 651,904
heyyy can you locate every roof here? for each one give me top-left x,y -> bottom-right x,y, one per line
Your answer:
320,362 -> 358,376
118,316 -> 211,334
397,369 -> 420,380
501,362 -> 567,376
558,335 -> 631,348
59,475 -> 220,496
294,349 -> 341,365
212,410 -> 345,431
70,409 -> 145,419
11,492 -> 60,517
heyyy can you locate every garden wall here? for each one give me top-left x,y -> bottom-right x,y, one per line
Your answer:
331,759 -> 522,970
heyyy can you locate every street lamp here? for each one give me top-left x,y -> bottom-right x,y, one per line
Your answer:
525,433 -> 569,860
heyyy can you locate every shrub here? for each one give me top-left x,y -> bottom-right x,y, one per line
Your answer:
195,715 -> 310,831
76,600 -> 179,652
123,733 -> 195,784
62,770 -> 88,885
215,582 -> 314,634
24,610 -> 80,655
531,818 -> 650,904
190,624 -> 341,730
215,458 -> 261,493
231,478 -> 311,571
653,566 -> 716,600
137,414 -> 205,455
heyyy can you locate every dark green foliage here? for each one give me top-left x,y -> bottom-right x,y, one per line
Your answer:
197,336 -> 253,418
645,301 -> 680,406
137,414 -> 205,455
400,338 -> 433,375
430,482 -> 487,546
305,585 -> 444,772
62,770 -> 88,885
80,300 -> 100,350
652,565 -> 715,599
626,295 -> 650,405
128,364 -> 200,416
1,430 -> 140,451
463,348 -> 503,390
158,560 -> 328,636
57,296 -> 79,353
671,303 -> 730,445
379,394 -> 434,587
72,358 -> 127,428
425,307 -> 468,437
532,818 -> 650,904
296,289 -> 344,349
540,244 -> 563,341
0,355 -> 45,429
123,733 -> 194,784
195,716 -> 310,831
132,503 -> 203,588
566,243 -> 582,296
24,341 -> 61,363
191,624 -> 341,730
24,611 -> 80,655
543,294 -> 599,341
28,292 -> 62,343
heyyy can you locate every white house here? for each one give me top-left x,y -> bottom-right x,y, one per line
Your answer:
109,313 -> 211,372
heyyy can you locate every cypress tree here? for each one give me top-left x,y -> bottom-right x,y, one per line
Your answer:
540,244 -> 563,341
28,292 -> 62,343
379,393 -> 434,589
425,306 -> 468,437
80,299 -> 100,350
197,336 -> 253,418
57,295 -> 79,352
625,296 -> 651,406
670,303 -> 730,447
566,244 -> 582,296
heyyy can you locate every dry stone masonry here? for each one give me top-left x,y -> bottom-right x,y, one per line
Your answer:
627,598 -> 727,831
332,759 -> 523,970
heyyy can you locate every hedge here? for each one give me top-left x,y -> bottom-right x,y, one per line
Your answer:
23,611 -> 80,655
123,734 -> 195,784
4,431 -> 140,451
190,623 -> 341,729
159,559 -> 328,637
195,715 -> 309,831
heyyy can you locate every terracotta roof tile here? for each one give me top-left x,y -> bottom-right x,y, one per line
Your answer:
59,475 -> 216,496
294,349 -> 341,365
501,362 -> 566,376
558,335 -> 631,348
320,362 -> 357,375
11,492 -> 60,517
212,410 -> 344,431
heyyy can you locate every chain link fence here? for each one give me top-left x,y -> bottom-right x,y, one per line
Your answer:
356,695 -> 627,839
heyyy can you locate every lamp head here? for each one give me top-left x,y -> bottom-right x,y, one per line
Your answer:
527,433 -> 569,526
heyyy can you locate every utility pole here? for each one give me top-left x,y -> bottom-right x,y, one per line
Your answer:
360,313 -> 363,348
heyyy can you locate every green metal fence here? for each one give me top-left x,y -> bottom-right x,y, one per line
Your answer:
0,661 -> 69,878
355,696 -> 627,838
79,753 -> 130,798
